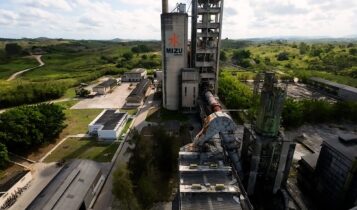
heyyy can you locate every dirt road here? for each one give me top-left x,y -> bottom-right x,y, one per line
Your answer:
7,55 -> 44,81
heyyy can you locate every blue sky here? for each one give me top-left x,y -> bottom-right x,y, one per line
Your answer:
0,0 -> 356,40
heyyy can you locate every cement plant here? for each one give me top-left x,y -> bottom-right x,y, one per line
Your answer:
0,0 -> 356,210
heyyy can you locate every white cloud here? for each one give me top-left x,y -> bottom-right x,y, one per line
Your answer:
0,0 -> 356,39
15,0 -> 72,11
0,9 -> 18,25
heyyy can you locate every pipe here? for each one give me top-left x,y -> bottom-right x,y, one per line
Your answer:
162,0 -> 168,14
205,91 -> 222,112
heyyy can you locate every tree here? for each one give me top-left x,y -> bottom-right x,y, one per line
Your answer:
123,52 -> 134,61
5,43 -> 22,56
277,52 -> 289,61
75,88 -> 90,97
232,49 -> 251,68
112,164 -> 140,210
310,44 -> 323,57
299,42 -> 310,55
141,54 -> 148,60
232,49 -> 251,61
153,128 -> 175,173
0,104 -> 65,151
0,143 -> 9,169
218,73 -> 253,109
220,50 -> 227,62
131,45 -> 152,54
349,48 -> 357,56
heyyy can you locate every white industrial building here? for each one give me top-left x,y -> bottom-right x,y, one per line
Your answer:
92,79 -> 117,95
27,160 -> 104,210
88,109 -> 128,140
122,68 -> 147,82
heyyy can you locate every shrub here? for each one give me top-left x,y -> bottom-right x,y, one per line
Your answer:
277,52 -> 289,61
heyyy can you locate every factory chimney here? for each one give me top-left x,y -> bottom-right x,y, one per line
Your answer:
162,0 -> 168,13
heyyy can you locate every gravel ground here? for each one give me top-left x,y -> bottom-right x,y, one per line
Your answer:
287,83 -> 336,102
71,82 -> 135,109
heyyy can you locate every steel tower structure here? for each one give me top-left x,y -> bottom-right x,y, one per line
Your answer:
191,0 -> 224,94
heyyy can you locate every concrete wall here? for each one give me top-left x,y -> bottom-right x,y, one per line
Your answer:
98,130 -> 117,140
161,13 -> 188,110
182,82 -> 198,108
123,72 -> 147,82
88,124 -> 103,135
93,87 -> 109,95
338,89 -> 357,101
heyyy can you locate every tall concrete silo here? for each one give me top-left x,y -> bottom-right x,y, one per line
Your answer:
161,4 -> 188,110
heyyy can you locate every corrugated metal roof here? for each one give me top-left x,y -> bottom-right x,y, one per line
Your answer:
94,79 -> 117,88
93,109 -> 127,130
309,77 -> 357,93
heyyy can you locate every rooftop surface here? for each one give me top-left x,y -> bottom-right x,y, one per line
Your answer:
94,79 -> 117,88
301,153 -> 318,170
180,193 -> 243,210
323,134 -> 357,161
179,149 -> 251,210
28,160 -> 102,210
128,79 -> 150,98
180,171 -> 234,185
125,68 -> 146,74
309,77 -> 357,93
93,109 -> 127,130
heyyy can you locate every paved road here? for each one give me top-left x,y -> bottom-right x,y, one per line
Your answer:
92,88 -> 156,210
7,55 -> 44,81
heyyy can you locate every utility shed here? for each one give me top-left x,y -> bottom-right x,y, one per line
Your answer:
314,134 -> 357,209
122,68 -> 147,82
92,79 -> 117,95
308,77 -> 357,101
27,160 -> 104,210
88,109 -> 128,140
125,79 -> 151,107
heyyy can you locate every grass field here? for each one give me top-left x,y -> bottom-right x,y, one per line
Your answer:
62,108 -> 103,136
26,106 -> 103,161
0,56 -> 39,79
44,137 -> 119,162
120,108 -> 137,116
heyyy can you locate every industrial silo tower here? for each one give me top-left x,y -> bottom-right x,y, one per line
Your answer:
161,1 -> 188,110
191,0 -> 224,95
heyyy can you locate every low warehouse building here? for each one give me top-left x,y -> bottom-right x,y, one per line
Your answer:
125,79 -> 151,107
88,109 -> 128,140
122,68 -> 147,82
92,79 -> 117,95
27,160 -> 104,210
298,134 -> 357,210
308,77 -> 357,101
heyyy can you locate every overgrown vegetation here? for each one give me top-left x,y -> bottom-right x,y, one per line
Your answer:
0,103 -> 66,168
218,72 -> 253,109
112,164 -> 140,210
218,72 -> 357,128
0,81 -> 68,108
113,126 -> 183,209
220,39 -> 357,87
282,99 -> 357,127
0,40 -> 161,108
